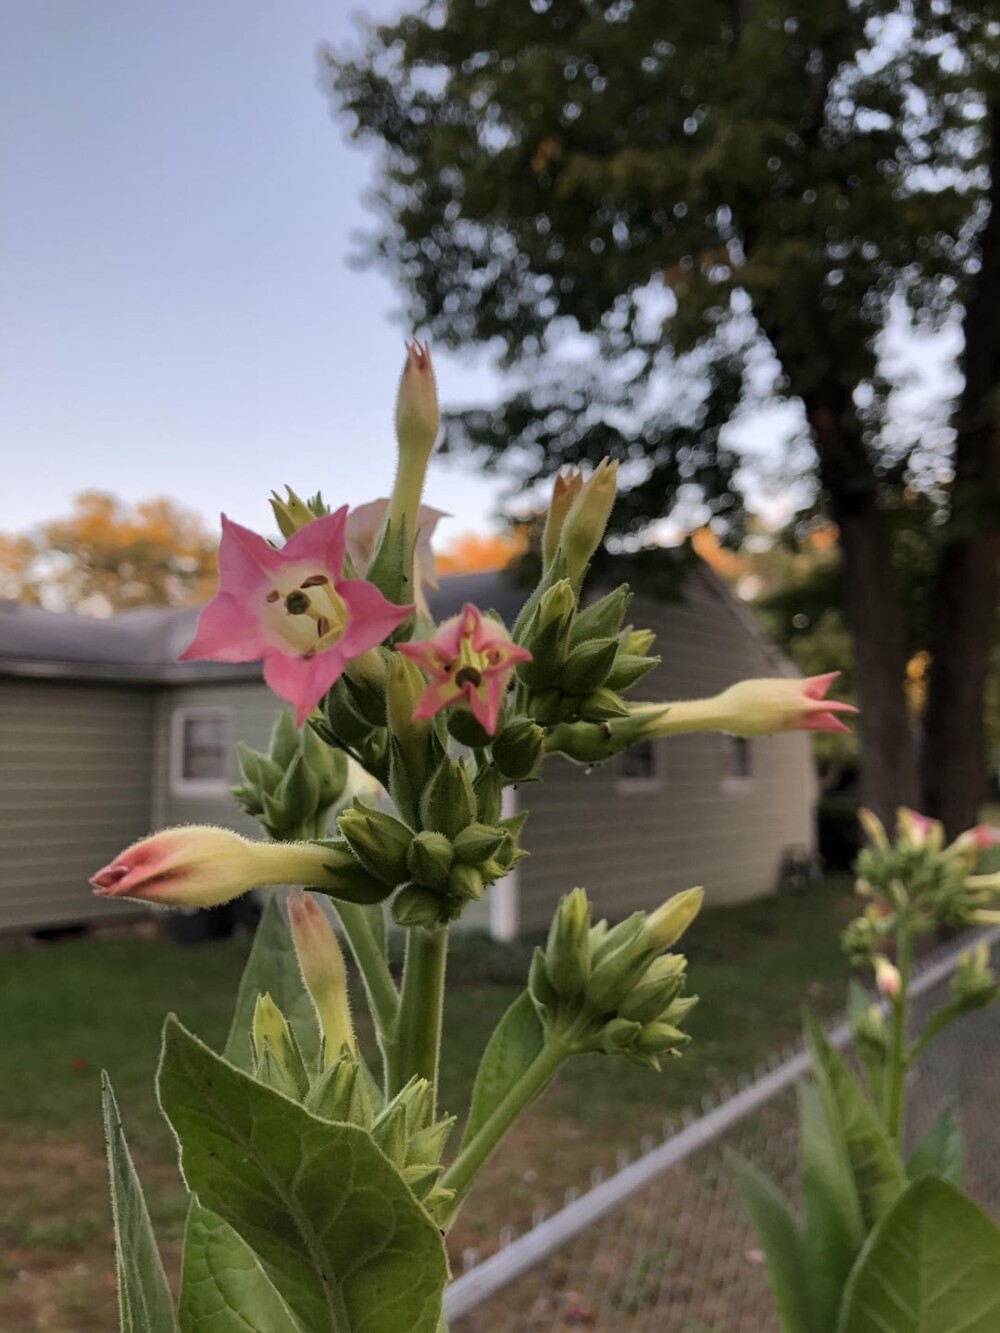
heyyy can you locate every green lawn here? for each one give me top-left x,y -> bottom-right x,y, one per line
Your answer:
0,877 -> 858,1331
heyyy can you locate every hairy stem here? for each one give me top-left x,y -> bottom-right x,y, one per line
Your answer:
884,928 -> 914,1147
387,925 -> 448,1104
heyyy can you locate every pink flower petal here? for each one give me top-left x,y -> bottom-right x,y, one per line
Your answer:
281,507 -> 349,578
179,592 -> 270,663
217,514 -> 284,584
337,580 -> 414,657
263,648 -> 349,727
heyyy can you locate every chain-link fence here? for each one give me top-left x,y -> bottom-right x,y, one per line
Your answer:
445,930 -> 1000,1333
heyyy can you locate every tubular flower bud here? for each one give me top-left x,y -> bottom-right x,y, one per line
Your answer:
558,458 -> 619,588
858,807 -> 890,853
542,468 -> 584,568
545,887 -> 592,999
252,994 -> 309,1099
399,604 -> 531,736
896,807 -> 943,852
395,340 -> 439,461
287,891 -> 356,1061
642,887 -> 704,952
873,954 -> 902,999
90,827 -> 357,909
634,672 -> 857,739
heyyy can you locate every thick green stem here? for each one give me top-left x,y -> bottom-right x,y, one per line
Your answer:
439,1036 -> 571,1225
334,901 -> 399,1039
884,928 -> 914,1148
387,925 -> 448,1102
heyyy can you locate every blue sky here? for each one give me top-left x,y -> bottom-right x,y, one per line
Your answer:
1,1 -> 503,546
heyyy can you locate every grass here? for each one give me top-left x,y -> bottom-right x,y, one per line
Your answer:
0,877 -> 858,1331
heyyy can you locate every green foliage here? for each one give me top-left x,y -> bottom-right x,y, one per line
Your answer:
326,1 -> 994,533
797,1082 -> 863,1328
100,1074 -> 177,1333
158,1017 -> 449,1333
836,1177 -> 1000,1333
906,1105 -> 964,1188
461,990 -> 545,1148
179,1202 -> 303,1332
729,1154 -> 814,1333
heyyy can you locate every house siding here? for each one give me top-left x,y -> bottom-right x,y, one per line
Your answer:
0,678 -> 155,931
515,573 -> 818,933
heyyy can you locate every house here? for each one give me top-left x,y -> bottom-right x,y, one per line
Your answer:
0,564 -> 818,938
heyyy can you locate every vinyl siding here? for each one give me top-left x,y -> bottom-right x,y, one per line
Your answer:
0,678 -> 154,930
515,573 -> 818,933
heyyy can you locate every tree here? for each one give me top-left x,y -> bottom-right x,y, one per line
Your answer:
0,491 -> 218,613
328,0 -> 1000,830
435,527 -> 528,574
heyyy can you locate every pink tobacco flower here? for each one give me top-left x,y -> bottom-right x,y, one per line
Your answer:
874,955 -> 902,999
180,510 -> 413,725
91,827 -> 270,908
950,824 -> 1000,855
397,602 -> 531,735
679,671 -> 858,737
896,807 -> 943,851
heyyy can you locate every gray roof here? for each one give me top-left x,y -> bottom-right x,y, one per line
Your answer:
0,564 -> 792,684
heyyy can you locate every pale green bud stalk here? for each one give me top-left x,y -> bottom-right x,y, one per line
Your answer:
287,891 -> 356,1063
252,994 -> 309,1099
545,887 -> 592,999
542,468 -> 584,568
642,887 -> 704,951
558,458 -> 619,590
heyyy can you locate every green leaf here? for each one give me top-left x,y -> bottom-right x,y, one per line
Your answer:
461,991 -> 545,1149
906,1105 -> 964,1187
179,1201 -> 303,1332
730,1153 -> 815,1333
101,1073 -> 177,1333
836,1176 -> 1000,1333
224,896 -> 319,1073
798,1081 -> 864,1330
803,1010 -> 904,1228
159,1017 -> 448,1333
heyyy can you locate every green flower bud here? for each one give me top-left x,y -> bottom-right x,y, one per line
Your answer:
391,884 -> 445,928
386,652 -> 437,794
419,757 -> 477,840
586,941 -> 654,1015
558,458 -> 619,589
601,1017 -> 643,1055
276,750 -> 320,824
578,687 -> 631,722
619,627 -> 656,657
343,652 -> 389,727
528,945 -> 559,1019
252,993 -> 309,1100
526,687 -> 564,727
337,805 -> 413,886
618,954 -> 687,1024
592,912 -> 645,963
269,485 -> 325,539
542,468 -> 584,569
305,1057 -> 375,1128
452,823 -> 507,866
316,842 -> 397,906
447,862 -> 485,902
545,887 -> 592,999
301,725 -> 348,810
407,1116 -> 455,1168
406,830 -> 454,889
492,716 -> 546,782
558,638 -> 620,697
605,652 -> 660,692
635,1021 -> 688,1055
269,708 -> 301,768
517,581 -> 575,688
569,585 -> 631,647
642,887 -> 704,951
662,993 -> 699,1026
473,764 -> 504,824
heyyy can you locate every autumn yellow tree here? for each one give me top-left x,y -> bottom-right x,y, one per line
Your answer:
0,492 -> 218,613
435,528 -> 528,576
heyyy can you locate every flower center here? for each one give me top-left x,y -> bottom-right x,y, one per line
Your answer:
265,573 -> 347,658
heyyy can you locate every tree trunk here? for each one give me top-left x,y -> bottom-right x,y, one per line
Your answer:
804,388 -> 920,825
921,106 -> 1000,837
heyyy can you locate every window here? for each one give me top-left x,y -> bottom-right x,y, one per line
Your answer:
722,735 -> 753,789
617,738 -> 660,790
170,707 -> 231,794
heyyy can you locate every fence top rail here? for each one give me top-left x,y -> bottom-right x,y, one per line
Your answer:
444,926 -> 1000,1321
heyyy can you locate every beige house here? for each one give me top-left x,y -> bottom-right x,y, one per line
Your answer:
0,565 -> 817,937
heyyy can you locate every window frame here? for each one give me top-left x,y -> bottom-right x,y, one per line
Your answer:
615,738 -> 662,794
720,734 -> 754,793
169,706 -> 232,796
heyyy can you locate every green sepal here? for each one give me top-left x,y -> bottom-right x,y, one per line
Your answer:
491,717 -> 546,781
392,884 -> 446,927
419,757 -> 476,840
452,823 -> 507,866
364,511 -> 412,610
447,862 -> 485,902
605,652 -> 660,692
569,585 -> 631,646
407,831 -> 454,889
269,708 -> 301,768
304,1058 -> 375,1129
558,637 -> 619,696
446,708 -> 495,748
473,764 -> 504,824
337,803 -> 413,886
577,686 -> 631,721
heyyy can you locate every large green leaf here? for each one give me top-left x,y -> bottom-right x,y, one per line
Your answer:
179,1201 -> 303,1332
798,1081 -> 864,1331
461,990 -> 545,1149
101,1073 -> 177,1333
730,1153 -> 816,1333
224,895 -> 319,1072
803,1011 -> 904,1228
837,1176 -> 1000,1333
906,1105 -> 964,1187
159,1017 -> 448,1333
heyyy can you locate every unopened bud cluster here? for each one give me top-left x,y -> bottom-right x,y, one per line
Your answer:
845,807 -> 1000,964
232,708 -> 348,841
528,886 -> 702,1068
